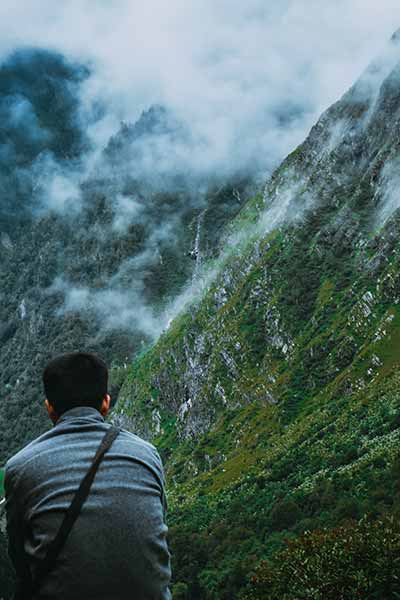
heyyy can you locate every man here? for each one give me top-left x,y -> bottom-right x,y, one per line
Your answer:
4,352 -> 172,599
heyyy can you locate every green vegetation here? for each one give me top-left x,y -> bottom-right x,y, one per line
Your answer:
163,368 -> 400,599
115,55 -> 400,599
117,216 -> 400,600
244,516 -> 400,599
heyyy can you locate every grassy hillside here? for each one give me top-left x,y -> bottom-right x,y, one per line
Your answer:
114,38 -> 400,599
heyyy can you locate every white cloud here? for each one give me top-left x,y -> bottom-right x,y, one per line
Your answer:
112,194 -> 143,233
51,276 -> 163,340
375,159 -> 400,227
0,1 -> 398,178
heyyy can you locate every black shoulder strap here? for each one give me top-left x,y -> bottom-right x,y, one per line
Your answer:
30,425 -> 120,596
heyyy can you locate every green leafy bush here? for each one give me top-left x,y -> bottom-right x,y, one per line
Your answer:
244,516 -> 400,600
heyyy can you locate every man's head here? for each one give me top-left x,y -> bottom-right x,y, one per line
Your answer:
43,352 -> 110,423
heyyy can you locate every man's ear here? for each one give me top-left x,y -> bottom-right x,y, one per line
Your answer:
100,394 -> 111,417
45,399 -> 58,424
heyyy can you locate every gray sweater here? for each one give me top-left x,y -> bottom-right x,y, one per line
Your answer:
4,407 -> 172,599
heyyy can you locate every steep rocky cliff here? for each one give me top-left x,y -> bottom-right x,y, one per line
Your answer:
113,33 -> 400,598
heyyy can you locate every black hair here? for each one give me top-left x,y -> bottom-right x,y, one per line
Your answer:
43,352 -> 108,416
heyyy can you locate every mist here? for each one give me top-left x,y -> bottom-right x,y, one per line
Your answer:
0,1 -> 399,346
0,2 -> 398,179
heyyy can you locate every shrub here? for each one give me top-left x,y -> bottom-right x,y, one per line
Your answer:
244,516 -> 400,599
172,582 -> 189,600
269,499 -> 303,532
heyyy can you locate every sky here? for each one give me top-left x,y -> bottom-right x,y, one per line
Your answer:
0,1 -> 398,178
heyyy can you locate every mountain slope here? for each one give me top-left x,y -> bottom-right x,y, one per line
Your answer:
114,34 -> 400,598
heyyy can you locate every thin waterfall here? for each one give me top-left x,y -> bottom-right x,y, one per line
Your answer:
191,209 -> 206,284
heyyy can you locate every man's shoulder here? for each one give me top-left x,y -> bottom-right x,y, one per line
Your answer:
117,428 -> 164,472
5,428 -> 53,492
119,428 -> 156,451
7,429 -> 52,469
5,424 -> 164,491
